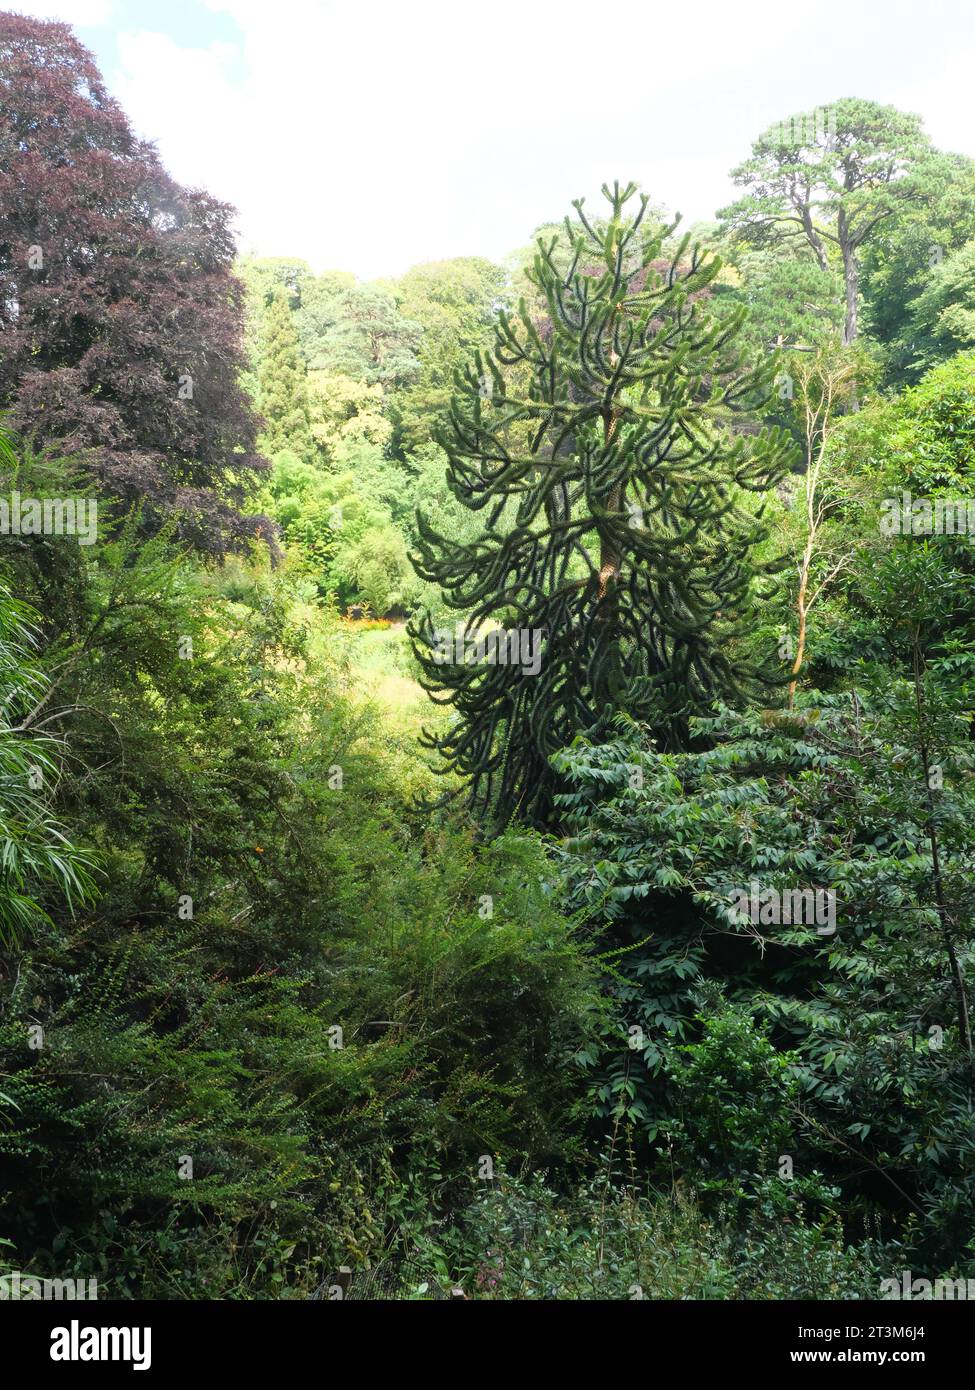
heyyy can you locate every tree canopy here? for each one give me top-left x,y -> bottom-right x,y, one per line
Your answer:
0,12 -> 268,551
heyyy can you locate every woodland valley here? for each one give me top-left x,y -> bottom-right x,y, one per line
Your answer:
2,8 -> 975,1310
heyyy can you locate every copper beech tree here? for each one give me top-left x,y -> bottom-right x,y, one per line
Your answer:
0,13 -> 269,552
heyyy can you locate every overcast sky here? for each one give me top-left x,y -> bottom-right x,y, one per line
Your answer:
14,0 -> 975,278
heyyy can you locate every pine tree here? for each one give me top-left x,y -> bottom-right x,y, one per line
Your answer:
410,182 -> 797,831
259,288 -> 317,462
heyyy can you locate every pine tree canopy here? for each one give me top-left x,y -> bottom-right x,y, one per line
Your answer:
410,181 -> 798,831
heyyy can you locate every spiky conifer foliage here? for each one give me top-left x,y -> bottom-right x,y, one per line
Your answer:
410,182 -> 797,830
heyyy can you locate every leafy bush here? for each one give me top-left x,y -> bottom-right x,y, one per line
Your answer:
386,1168 -> 895,1300
0,517 -> 605,1297
0,579 -> 95,943
552,672 -> 975,1270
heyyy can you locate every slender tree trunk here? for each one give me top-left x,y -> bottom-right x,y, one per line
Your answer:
789,375 -> 826,705
799,205 -> 830,274
599,312 -> 624,613
788,543 -> 812,707
838,218 -> 860,409
598,408 -> 621,612
596,406 -> 626,705
841,244 -> 858,347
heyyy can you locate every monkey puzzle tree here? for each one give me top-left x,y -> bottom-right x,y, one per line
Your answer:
410,182 -> 797,831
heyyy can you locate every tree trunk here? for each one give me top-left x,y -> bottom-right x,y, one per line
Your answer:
838,213 -> 859,408
598,408 -> 621,615
799,204 -> 830,274
841,239 -> 858,347
787,553 -> 811,707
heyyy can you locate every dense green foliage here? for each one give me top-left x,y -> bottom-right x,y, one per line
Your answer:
258,290 -> 317,464
0,496 -> 604,1296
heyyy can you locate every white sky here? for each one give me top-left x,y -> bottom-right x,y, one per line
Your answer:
13,0 -> 975,278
